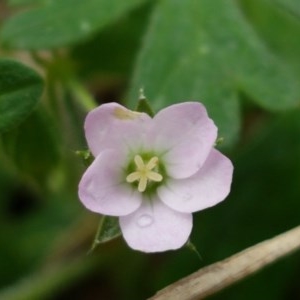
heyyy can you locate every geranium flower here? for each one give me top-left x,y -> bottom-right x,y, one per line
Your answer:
78,102 -> 233,253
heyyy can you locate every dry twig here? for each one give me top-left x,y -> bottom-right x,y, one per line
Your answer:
150,225 -> 300,300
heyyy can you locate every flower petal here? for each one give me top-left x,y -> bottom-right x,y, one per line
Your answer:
157,149 -> 233,213
151,102 -> 218,179
119,198 -> 192,253
78,150 -> 142,216
84,102 -> 151,156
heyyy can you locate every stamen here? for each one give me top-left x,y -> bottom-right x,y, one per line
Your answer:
134,155 -> 145,169
147,171 -> 163,182
138,176 -> 148,192
126,155 -> 163,192
146,156 -> 159,169
126,172 -> 141,183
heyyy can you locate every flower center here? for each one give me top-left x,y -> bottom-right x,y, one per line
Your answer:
126,155 -> 163,192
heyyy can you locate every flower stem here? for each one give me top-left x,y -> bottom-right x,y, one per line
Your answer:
68,79 -> 97,112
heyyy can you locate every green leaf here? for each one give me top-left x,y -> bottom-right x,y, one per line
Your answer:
239,0 -> 300,74
275,0 -> 300,17
0,59 -> 43,132
89,216 -> 121,253
71,1 -> 153,77
1,0 -> 147,49
8,0 -> 46,6
1,108 -> 60,184
128,0 -> 300,147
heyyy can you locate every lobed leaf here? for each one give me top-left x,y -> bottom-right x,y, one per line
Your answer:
127,0 -> 300,147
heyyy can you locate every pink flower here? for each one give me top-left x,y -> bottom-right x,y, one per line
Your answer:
78,102 -> 233,253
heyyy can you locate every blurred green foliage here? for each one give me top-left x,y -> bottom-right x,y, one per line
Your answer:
0,59 -> 43,132
1,0 -> 147,49
0,0 -> 299,299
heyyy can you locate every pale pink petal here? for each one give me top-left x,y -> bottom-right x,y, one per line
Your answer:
78,150 -> 142,216
119,198 -> 192,253
150,102 -> 217,179
157,149 -> 233,213
85,102 -> 151,156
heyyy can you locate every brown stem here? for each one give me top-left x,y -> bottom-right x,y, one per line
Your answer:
149,225 -> 300,300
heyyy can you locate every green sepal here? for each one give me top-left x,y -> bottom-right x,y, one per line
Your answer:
88,216 -> 121,254
75,149 -> 94,167
186,240 -> 202,261
135,89 -> 155,117
215,137 -> 224,147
